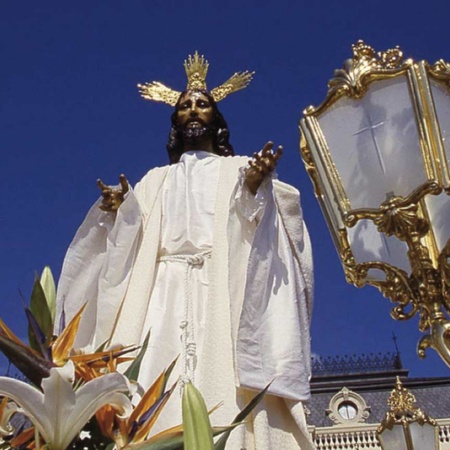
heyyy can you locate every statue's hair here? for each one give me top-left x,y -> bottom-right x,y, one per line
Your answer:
166,89 -> 234,164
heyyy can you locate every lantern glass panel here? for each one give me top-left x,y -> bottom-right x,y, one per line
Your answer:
318,76 -> 426,210
409,421 -> 438,449
348,219 -> 410,274
425,193 -> 450,255
378,425 -> 409,450
430,79 -> 450,182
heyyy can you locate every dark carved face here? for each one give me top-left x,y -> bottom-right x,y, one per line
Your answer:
176,91 -> 214,129
167,89 -> 234,163
176,91 -> 215,147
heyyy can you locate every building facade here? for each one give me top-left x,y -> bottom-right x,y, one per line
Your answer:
307,352 -> 450,449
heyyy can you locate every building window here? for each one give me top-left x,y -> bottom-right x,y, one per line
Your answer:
326,387 -> 370,425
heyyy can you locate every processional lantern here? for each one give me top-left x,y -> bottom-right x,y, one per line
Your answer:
299,40 -> 450,366
377,377 -> 439,450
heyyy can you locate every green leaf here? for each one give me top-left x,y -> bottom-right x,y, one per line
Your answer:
124,331 -> 151,382
40,266 -> 56,323
28,274 -> 53,351
25,307 -> 48,358
162,356 -> 178,393
122,425 -> 238,450
123,434 -> 184,450
214,384 -> 271,450
182,382 -> 214,450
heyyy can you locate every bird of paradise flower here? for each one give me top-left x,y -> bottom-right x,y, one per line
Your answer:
0,267 -> 267,450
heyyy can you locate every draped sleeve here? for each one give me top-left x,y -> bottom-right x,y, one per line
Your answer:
55,189 -> 143,348
235,179 -> 313,401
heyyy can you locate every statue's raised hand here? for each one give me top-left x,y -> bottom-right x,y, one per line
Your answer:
245,141 -> 283,195
97,174 -> 129,212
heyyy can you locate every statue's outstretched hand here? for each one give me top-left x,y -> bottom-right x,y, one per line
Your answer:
245,141 -> 282,195
97,174 -> 129,212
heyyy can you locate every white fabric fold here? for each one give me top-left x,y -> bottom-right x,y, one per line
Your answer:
236,178 -> 313,400
55,151 -> 314,449
235,166 -> 272,222
55,189 -> 143,346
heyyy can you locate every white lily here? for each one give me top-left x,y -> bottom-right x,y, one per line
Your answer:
0,360 -> 132,450
0,399 -> 19,437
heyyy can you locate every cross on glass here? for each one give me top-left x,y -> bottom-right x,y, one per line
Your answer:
352,110 -> 387,174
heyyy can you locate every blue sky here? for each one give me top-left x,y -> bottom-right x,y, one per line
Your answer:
2,1 -> 450,378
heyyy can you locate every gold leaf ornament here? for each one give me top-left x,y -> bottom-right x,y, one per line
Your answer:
137,81 -> 181,107
138,51 -> 254,106
327,40 -> 405,98
185,52 -> 209,90
211,71 -> 255,102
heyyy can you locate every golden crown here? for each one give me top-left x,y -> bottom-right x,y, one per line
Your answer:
137,51 -> 254,106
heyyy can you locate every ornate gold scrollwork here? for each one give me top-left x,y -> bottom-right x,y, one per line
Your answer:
378,376 -> 437,434
369,264 -> 418,322
438,239 -> 450,314
339,229 -> 360,286
417,320 -> 450,365
343,181 -> 441,230
339,180 -> 448,336
339,228 -> 419,321
301,41 -> 450,367
429,58 -> 450,91
346,260 -> 418,321
304,41 -> 410,116
325,173 -> 450,362
299,133 -> 322,198
327,40 -> 406,99
375,199 -> 428,239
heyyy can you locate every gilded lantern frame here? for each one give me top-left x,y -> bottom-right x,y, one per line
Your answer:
300,40 -> 450,366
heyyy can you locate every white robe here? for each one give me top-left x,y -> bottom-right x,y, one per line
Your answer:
56,151 -> 315,449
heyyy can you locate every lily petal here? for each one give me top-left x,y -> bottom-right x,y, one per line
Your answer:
0,360 -> 132,450
0,375 -> 51,443
0,397 -> 19,436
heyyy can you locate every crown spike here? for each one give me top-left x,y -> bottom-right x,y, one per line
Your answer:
184,51 -> 209,90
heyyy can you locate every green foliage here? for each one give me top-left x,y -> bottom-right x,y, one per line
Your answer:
214,383 -> 271,449
27,271 -> 53,354
182,382 -> 214,450
40,266 -> 56,322
123,436 -> 184,449
0,268 -> 270,449
124,331 -> 151,382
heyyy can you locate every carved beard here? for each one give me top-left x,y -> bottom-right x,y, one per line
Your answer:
181,125 -> 214,147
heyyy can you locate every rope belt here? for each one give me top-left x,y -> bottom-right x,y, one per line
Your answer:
157,250 -> 212,386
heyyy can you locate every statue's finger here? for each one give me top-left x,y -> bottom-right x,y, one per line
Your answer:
274,145 -> 283,161
261,141 -> 273,154
119,174 -> 129,193
97,179 -> 109,191
262,159 -> 273,173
